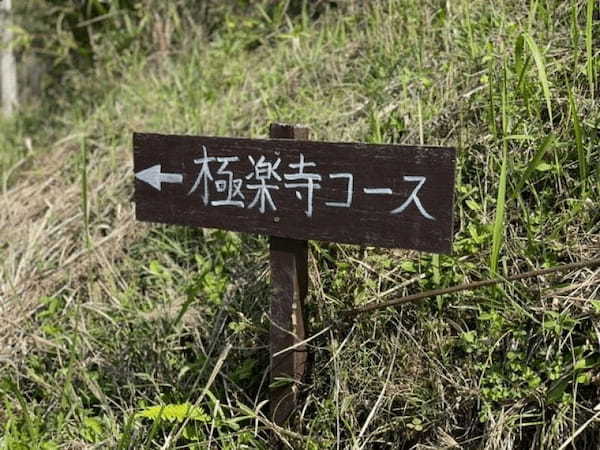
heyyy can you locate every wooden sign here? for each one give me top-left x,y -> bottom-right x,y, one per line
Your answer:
134,132 -> 456,253
133,124 -> 457,428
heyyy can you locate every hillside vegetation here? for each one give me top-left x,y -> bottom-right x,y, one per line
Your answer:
1,1 -> 599,448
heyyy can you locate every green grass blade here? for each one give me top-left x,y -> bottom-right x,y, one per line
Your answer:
487,56 -> 498,138
516,133 -> 555,194
117,412 -> 137,450
524,33 -> 553,125
490,62 -> 509,275
586,0 -> 596,97
569,88 -> 587,193
143,404 -> 166,449
3,379 -> 36,440
491,147 -> 508,276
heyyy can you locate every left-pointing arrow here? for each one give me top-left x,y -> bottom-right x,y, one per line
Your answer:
135,164 -> 183,191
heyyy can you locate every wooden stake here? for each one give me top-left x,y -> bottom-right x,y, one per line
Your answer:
269,123 -> 309,425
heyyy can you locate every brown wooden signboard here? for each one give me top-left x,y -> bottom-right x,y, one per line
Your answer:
134,132 -> 456,253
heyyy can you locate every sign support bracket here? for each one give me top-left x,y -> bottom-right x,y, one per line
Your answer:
268,123 -> 309,425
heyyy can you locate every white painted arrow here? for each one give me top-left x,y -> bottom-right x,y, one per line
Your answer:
135,164 -> 183,191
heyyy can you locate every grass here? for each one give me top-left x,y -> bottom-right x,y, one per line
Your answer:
523,32 -> 553,127
585,0 -> 596,97
1,0 -> 599,448
490,61 -> 509,276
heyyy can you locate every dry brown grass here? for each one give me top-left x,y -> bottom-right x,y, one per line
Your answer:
0,136 -> 138,362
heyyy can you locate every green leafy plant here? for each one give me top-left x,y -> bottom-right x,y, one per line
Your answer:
136,403 -> 210,423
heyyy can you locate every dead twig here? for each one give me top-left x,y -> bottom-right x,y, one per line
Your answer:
343,257 -> 600,318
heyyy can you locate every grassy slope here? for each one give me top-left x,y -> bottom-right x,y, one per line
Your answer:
1,0 -> 599,448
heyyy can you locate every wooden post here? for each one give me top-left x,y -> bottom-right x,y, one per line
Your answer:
269,123 -> 309,425
1,0 -> 18,117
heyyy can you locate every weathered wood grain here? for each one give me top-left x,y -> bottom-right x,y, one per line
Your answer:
268,123 -> 309,425
133,132 -> 456,253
